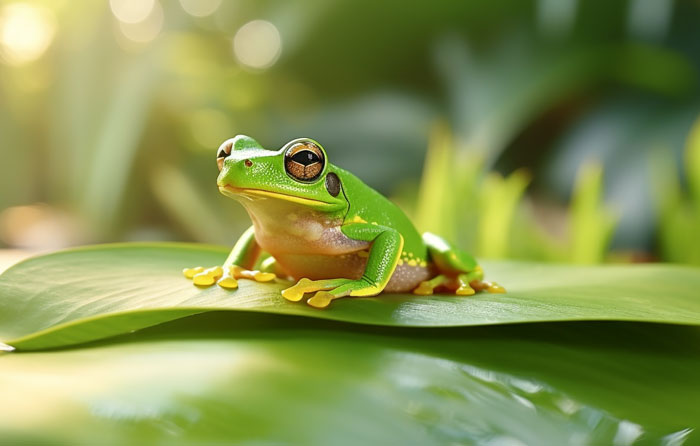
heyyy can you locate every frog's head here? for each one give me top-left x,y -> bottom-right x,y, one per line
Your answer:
216,135 -> 346,213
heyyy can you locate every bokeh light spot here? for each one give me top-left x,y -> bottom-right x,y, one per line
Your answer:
118,1 -> 163,44
179,0 -> 222,18
109,0 -> 155,24
233,20 -> 281,70
0,3 -> 56,66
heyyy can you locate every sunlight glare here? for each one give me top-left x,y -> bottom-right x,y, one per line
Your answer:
0,3 -> 56,66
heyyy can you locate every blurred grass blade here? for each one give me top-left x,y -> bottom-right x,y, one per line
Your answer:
1,243 -> 700,350
0,314 -> 698,445
686,116 -> 700,210
569,162 -> 617,264
415,122 -> 459,241
650,147 -> 698,264
48,4 -> 110,204
81,52 -> 163,235
477,169 -> 530,258
650,119 -> 700,265
415,123 -> 483,251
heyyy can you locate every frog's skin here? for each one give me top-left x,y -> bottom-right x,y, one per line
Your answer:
183,135 -> 504,308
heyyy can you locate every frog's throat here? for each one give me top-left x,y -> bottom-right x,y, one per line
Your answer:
219,185 -> 338,209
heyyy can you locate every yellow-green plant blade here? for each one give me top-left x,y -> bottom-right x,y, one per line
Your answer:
569,162 -> 618,264
477,169 -> 530,258
0,314 -> 697,445
415,122 -> 459,241
1,243 -> 700,350
687,116 -> 700,207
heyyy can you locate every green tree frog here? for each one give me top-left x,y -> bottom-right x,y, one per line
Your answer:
184,135 -> 504,308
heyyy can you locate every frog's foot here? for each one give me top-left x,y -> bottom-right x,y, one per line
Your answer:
413,274 -> 450,295
183,265 -> 276,289
183,266 -> 224,287
228,265 -> 276,282
281,278 -> 349,303
454,272 -> 475,296
219,265 -> 277,289
471,280 -> 506,294
455,266 -> 489,296
282,278 -> 382,309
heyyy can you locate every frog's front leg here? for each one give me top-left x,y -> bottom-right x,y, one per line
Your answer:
281,224 -> 403,308
183,226 -> 276,288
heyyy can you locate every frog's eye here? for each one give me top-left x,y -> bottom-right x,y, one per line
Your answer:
216,140 -> 233,171
284,141 -> 325,182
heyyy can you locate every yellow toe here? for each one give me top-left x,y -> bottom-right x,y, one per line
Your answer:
205,266 -> 223,279
281,288 -> 304,302
253,272 -> 276,282
217,275 -> 239,289
487,283 -> 506,294
193,272 -> 216,286
183,266 -> 204,279
307,291 -> 333,309
456,286 -> 476,296
282,278 -> 312,302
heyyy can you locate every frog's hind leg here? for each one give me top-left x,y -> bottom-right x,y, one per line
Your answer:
421,232 -> 505,295
422,232 -> 479,272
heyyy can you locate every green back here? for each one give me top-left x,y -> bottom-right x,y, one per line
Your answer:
334,166 -> 427,258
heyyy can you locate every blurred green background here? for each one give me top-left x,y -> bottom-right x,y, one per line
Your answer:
1,0 -> 699,265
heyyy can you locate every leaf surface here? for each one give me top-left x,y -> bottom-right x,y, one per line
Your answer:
1,243 -> 700,350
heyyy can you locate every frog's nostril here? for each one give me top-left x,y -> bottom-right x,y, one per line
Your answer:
244,159 -> 253,167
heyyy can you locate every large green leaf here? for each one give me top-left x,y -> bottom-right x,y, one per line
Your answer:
0,313 -> 698,445
1,243 -> 700,350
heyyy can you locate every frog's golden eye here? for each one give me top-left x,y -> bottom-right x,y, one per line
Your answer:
216,140 -> 233,171
284,141 -> 325,182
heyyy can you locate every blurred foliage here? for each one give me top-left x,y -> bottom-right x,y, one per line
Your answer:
0,0 -> 699,265
408,126 -> 616,263
655,118 -> 700,265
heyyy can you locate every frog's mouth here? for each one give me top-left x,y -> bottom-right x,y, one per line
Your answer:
219,185 -> 335,208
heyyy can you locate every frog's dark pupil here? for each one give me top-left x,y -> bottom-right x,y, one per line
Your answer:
291,150 -> 319,165
217,149 -> 228,159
